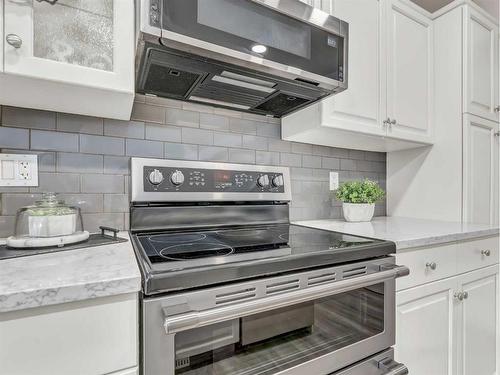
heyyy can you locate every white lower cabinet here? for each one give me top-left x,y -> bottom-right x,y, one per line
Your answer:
0,293 -> 138,375
395,239 -> 499,375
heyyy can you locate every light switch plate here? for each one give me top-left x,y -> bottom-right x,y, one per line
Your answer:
0,154 -> 39,187
329,171 -> 339,191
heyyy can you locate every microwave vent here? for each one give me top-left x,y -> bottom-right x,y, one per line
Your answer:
342,266 -> 368,279
266,279 -> 300,295
215,287 -> 256,305
255,93 -> 310,116
143,63 -> 202,99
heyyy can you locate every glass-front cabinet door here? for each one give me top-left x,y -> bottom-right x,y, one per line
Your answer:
3,0 -> 133,91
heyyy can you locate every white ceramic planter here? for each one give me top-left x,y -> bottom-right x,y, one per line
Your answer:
342,203 -> 375,222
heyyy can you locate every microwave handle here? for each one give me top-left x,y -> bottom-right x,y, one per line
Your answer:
163,264 -> 409,334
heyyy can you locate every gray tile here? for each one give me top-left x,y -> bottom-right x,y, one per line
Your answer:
0,186 -> 30,193
165,108 -> 200,128
228,148 -> 255,164
312,145 -> 333,157
145,124 -> 181,142
104,119 -> 145,139
57,113 -> 103,135
104,156 -> 130,175
31,130 -> 79,152
81,174 -> 124,193
256,151 -> 280,166
164,143 -> 198,160
256,122 -> 280,138
331,147 -> 350,158
103,194 -> 129,213
182,102 -> 214,114
57,153 -> 103,173
134,94 -> 146,103
182,128 -> 213,145
214,132 -> 242,147
357,160 -> 386,173
268,139 -> 291,153
126,139 -> 164,158
1,194 -> 41,215
82,213 -> 125,233
0,216 -> 15,237
348,150 -> 365,160
145,96 -> 183,108
199,146 -> 228,162
241,113 -> 268,122
290,167 -> 313,180
365,151 -> 386,162
321,157 -> 340,170
302,155 -> 321,168
59,194 -> 103,213
213,107 -> 242,118
229,118 -> 257,135
2,107 -> 56,130
291,143 -> 313,154
0,127 -> 29,149
131,102 -> 165,124
280,153 -> 302,167
200,113 -> 229,131
80,134 -> 124,156
31,173 -> 80,193
340,159 -> 357,171
242,135 -> 268,151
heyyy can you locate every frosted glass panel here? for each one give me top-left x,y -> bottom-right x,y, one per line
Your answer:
33,0 -> 113,71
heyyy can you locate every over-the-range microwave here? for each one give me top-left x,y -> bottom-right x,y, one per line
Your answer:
136,0 -> 349,117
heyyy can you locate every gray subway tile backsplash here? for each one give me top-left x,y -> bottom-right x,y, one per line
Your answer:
0,97 -> 386,234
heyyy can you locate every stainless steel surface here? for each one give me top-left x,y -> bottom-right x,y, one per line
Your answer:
377,357 -> 409,375
481,249 -> 491,256
6,34 -> 22,49
425,261 -> 437,270
162,263 -> 408,334
143,257 -> 401,375
130,158 -> 292,203
334,349 -> 403,375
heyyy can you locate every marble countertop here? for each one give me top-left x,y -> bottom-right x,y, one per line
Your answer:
0,232 -> 141,313
294,216 -> 499,251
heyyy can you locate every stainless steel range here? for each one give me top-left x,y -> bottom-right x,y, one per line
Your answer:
129,157 -> 409,375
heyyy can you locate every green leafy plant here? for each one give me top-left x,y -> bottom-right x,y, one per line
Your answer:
335,180 -> 385,204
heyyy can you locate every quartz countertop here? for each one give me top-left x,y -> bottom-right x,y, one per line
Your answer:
0,232 -> 141,313
294,217 -> 499,251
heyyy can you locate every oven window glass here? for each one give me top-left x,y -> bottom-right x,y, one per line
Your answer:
174,284 -> 385,374
197,0 -> 311,59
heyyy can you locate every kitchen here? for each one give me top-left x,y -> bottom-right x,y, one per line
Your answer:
0,0 -> 498,374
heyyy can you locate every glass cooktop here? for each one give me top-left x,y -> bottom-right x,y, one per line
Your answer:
133,224 -> 395,294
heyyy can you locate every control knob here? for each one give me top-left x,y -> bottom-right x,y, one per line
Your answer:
272,175 -> 284,187
257,174 -> 270,187
171,170 -> 185,186
148,169 -> 164,185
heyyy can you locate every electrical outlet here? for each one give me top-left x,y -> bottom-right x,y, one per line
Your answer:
329,172 -> 339,191
0,154 -> 39,187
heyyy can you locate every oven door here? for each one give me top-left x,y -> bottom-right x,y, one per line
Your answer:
143,259 -> 409,375
156,0 -> 348,89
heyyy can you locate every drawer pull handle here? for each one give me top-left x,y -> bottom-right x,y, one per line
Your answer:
454,291 -> 464,301
481,250 -> 491,257
425,262 -> 437,270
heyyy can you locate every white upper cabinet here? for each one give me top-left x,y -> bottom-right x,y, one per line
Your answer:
0,0 -> 3,72
464,6 -> 499,122
386,0 -> 434,143
282,0 -> 434,152
322,0 -> 386,137
1,0 -> 134,120
463,114 -> 499,225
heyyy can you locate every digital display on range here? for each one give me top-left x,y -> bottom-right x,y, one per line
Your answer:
215,171 -> 231,183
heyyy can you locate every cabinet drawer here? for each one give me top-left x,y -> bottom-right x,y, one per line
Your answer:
457,236 -> 499,274
396,243 -> 458,291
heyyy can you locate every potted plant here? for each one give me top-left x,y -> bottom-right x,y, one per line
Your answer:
335,180 -> 385,222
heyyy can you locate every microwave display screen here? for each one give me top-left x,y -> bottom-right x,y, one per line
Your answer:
197,0 -> 311,59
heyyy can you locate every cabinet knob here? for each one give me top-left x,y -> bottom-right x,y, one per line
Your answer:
481,249 -> 491,257
390,119 -> 397,125
462,291 -> 469,300
425,262 -> 437,270
494,105 -> 500,113
454,291 -> 464,301
6,34 -> 22,49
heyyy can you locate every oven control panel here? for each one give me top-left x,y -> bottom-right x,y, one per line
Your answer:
143,166 -> 285,193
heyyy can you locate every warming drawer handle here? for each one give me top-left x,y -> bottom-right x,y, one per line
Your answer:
378,356 -> 409,375
162,264 -> 410,334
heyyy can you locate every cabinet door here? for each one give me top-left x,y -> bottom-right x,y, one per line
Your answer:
457,267 -> 498,375
395,277 -> 458,375
463,114 -> 499,225
464,6 -> 499,122
320,0 -> 386,137
386,0 -> 433,143
3,0 -> 133,92
0,0 -> 3,72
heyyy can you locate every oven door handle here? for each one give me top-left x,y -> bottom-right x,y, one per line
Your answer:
163,263 -> 409,334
